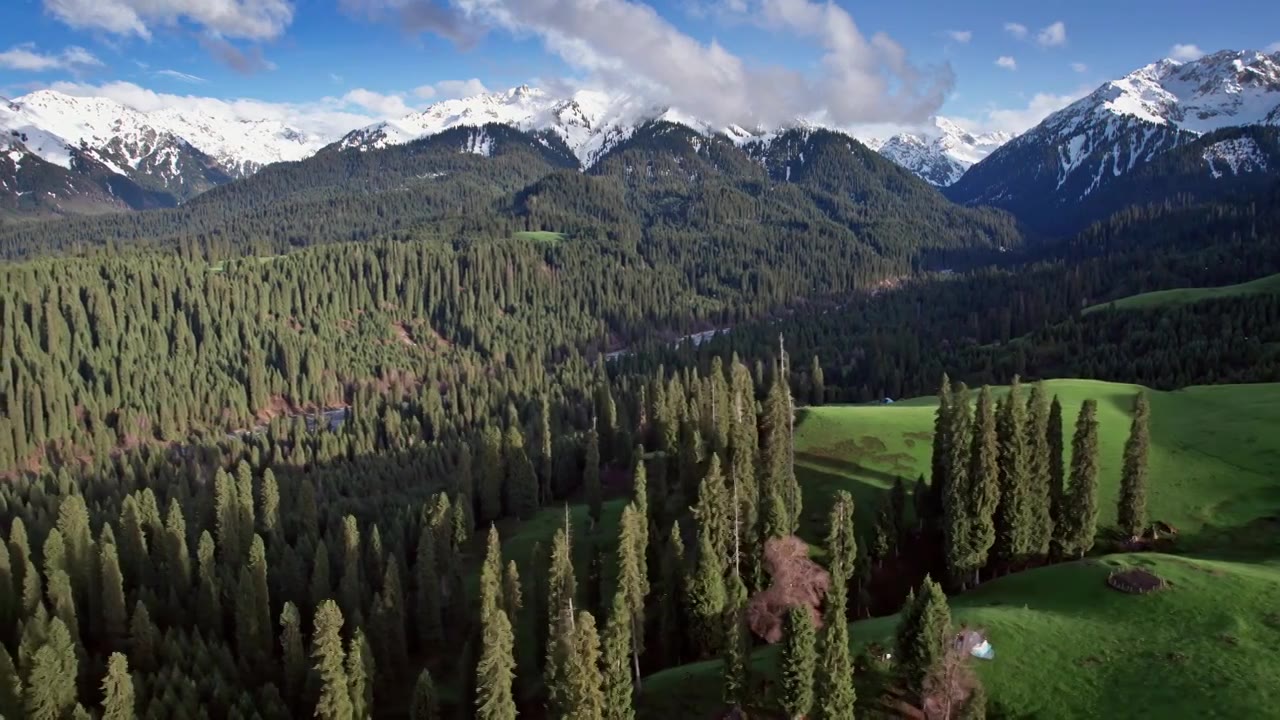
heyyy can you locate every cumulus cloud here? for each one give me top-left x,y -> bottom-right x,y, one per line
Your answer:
1036,21 -> 1067,48
1003,22 -> 1027,40
1071,62 -> 1087,73
48,80 -> 382,137
342,88 -> 414,116
0,44 -> 103,72
1169,43 -> 1205,62
155,69 -> 206,83
995,56 -> 1017,71
413,78 -> 490,100
945,30 -> 972,44
382,0 -> 953,128
42,0 -> 294,41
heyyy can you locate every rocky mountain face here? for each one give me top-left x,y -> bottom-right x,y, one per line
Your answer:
947,50 -> 1280,235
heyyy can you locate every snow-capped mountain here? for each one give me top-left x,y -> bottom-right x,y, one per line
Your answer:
1,90 -> 329,211
948,49 -> 1280,233
869,118 -> 1011,186
335,85 -> 763,168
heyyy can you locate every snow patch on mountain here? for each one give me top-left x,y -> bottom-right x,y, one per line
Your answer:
872,118 -> 1012,186
1203,136 -> 1269,178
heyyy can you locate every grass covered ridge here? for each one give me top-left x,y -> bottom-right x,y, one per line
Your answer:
1085,272 -> 1280,313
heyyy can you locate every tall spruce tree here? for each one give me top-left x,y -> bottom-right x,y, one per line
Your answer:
560,611 -> 605,720
943,384 -> 973,587
1047,396 -> 1068,558
476,526 -> 517,720
964,387 -> 1000,587
24,618 -> 77,720
585,428 -> 603,524
687,527 -> 726,658
816,492 -> 857,720
410,669 -> 439,720
1117,393 -> 1151,540
1064,400 -> 1101,558
993,379 -> 1033,571
928,374 -> 953,533
312,600 -> 352,720
894,576 -> 951,706
779,606 -> 817,720
347,630 -> 374,719
602,590 -> 635,720
692,453 -> 731,574
100,653 -> 133,720
1024,383 -> 1053,558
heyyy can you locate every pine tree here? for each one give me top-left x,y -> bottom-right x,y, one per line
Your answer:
993,379 -> 1033,571
943,384 -> 973,587
24,618 -> 77,720
615,503 -> 648,676
929,375 -> 953,533
895,576 -> 951,705
340,515 -> 363,626
347,630 -> 374,719
129,601 -> 158,673
779,606 -> 816,720
260,468 -> 281,537
584,427 -> 603,523
692,452 -> 731,574
826,490 -> 857,583
415,524 -> 443,649
560,611 -> 604,720
0,645 -> 20,720
1118,392 -> 1151,539
869,494 -> 895,566
889,477 -> 909,549
476,525 -> 517,720
815,583 -> 855,720
964,387 -> 999,587
237,534 -> 272,673
280,601 -> 307,707
99,540 -> 128,648
657,522 -> 686,668
687,527 -> 726,658
410,669 -> 439,720
503,424 -> 539,520
720,573 -> 750,708
197,530 -> 222,634
1064,400 -> 1101,558
761,363 -> 799,537
101,652 -> 134,720
1024,382 -> 1053,558
312,600 -> 352,720
478,426 -> 504,524
1047,396 -> 1068,558
602,590 -> 635,720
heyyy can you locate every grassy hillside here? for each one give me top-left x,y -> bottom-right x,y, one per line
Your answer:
638,553 -> 1280,719
793,379 -> 1280,546
635,379 -> 1280,718
1084,272 -> 1280,313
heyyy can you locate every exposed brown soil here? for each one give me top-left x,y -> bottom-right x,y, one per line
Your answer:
1106,568 -> 1168,594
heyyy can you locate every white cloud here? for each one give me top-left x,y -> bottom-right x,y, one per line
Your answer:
432,78 -> 489,98
945,30 -> 972,44
155,69 -> 206,83
48,80 -> 381,137
960,86 -> 1091,135
342,88 -> 414,117
1267,42 -> 1280,53
1036,21 -> 1067,48
41,0 -> 294,41
0,44 -> 103,72
1003,22 -> 1027,40
330,73 -> 344,84
1169,43 -> 1205,62
995,56 -> 1017,71
405,0 -> 952,128
1071,62 -> 1087,73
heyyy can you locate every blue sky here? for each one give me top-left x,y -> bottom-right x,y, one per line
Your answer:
1,0 -> 1278,136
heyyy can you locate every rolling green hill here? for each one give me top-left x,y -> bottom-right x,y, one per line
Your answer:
1085,272 -> 1280,313
638,553 -> 1280,719
636,379 -> 1280,719
794,379 -> 1280,545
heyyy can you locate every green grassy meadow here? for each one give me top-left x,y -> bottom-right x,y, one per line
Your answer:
636,379 -> 1280,718
513,230 -> 566,244
1084,272 -> 1280,313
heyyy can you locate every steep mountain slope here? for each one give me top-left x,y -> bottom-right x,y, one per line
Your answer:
868,118 -> 1011,186
1,90 -> 327,212
948,50 -> 1280,235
